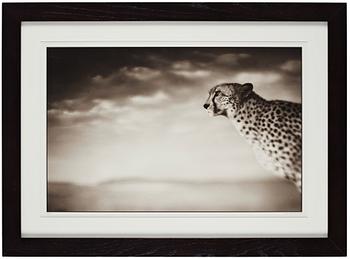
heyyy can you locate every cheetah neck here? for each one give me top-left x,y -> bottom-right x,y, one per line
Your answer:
226,92 -> 267,144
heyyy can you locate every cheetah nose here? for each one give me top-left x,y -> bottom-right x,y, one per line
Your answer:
203,103 -> 210,109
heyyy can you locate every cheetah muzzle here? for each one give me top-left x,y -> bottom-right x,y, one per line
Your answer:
204,82 -> 302,192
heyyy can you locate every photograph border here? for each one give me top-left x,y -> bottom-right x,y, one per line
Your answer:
2,3 -> 346,256
45,46 -> 303,213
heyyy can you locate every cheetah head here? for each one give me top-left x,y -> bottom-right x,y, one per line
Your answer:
203,82 -> 253,117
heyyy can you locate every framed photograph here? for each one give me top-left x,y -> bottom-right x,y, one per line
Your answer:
3,3 -> 346,256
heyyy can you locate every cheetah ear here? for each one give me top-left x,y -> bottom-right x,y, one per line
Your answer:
240,83 -> 253,98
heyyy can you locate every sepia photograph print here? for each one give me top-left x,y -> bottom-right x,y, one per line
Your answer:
47,47 -> 302,212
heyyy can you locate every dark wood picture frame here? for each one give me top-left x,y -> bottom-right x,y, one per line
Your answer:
2,3 -> 346,256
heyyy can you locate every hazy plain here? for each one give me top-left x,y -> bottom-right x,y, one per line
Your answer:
48,178 -> 301,212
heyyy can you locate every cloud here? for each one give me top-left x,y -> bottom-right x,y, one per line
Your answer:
48,49 -> 302,128
48,108 -> 100,127
91,66 -> 162,85
91,75 -> 104,83
48,48 -> 301,109
121,66 -> 161,80
215,53 -> 251,66
280,60 -> 301,74
172,69 -> 211,78
130,91 -> 169,105
170,59 -> 212,78
234,71 -> 282,85
48,47 -> 301,99
172,60 -> 193,70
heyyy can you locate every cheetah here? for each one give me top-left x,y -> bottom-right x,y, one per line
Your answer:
203,82 -> 302,192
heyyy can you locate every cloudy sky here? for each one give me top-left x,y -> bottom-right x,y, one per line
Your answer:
47,47 -> 301,186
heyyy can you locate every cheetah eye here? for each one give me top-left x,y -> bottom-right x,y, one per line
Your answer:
215,91 -> 229,98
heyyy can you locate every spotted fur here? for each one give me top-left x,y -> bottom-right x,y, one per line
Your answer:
204,82 -> 302,191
